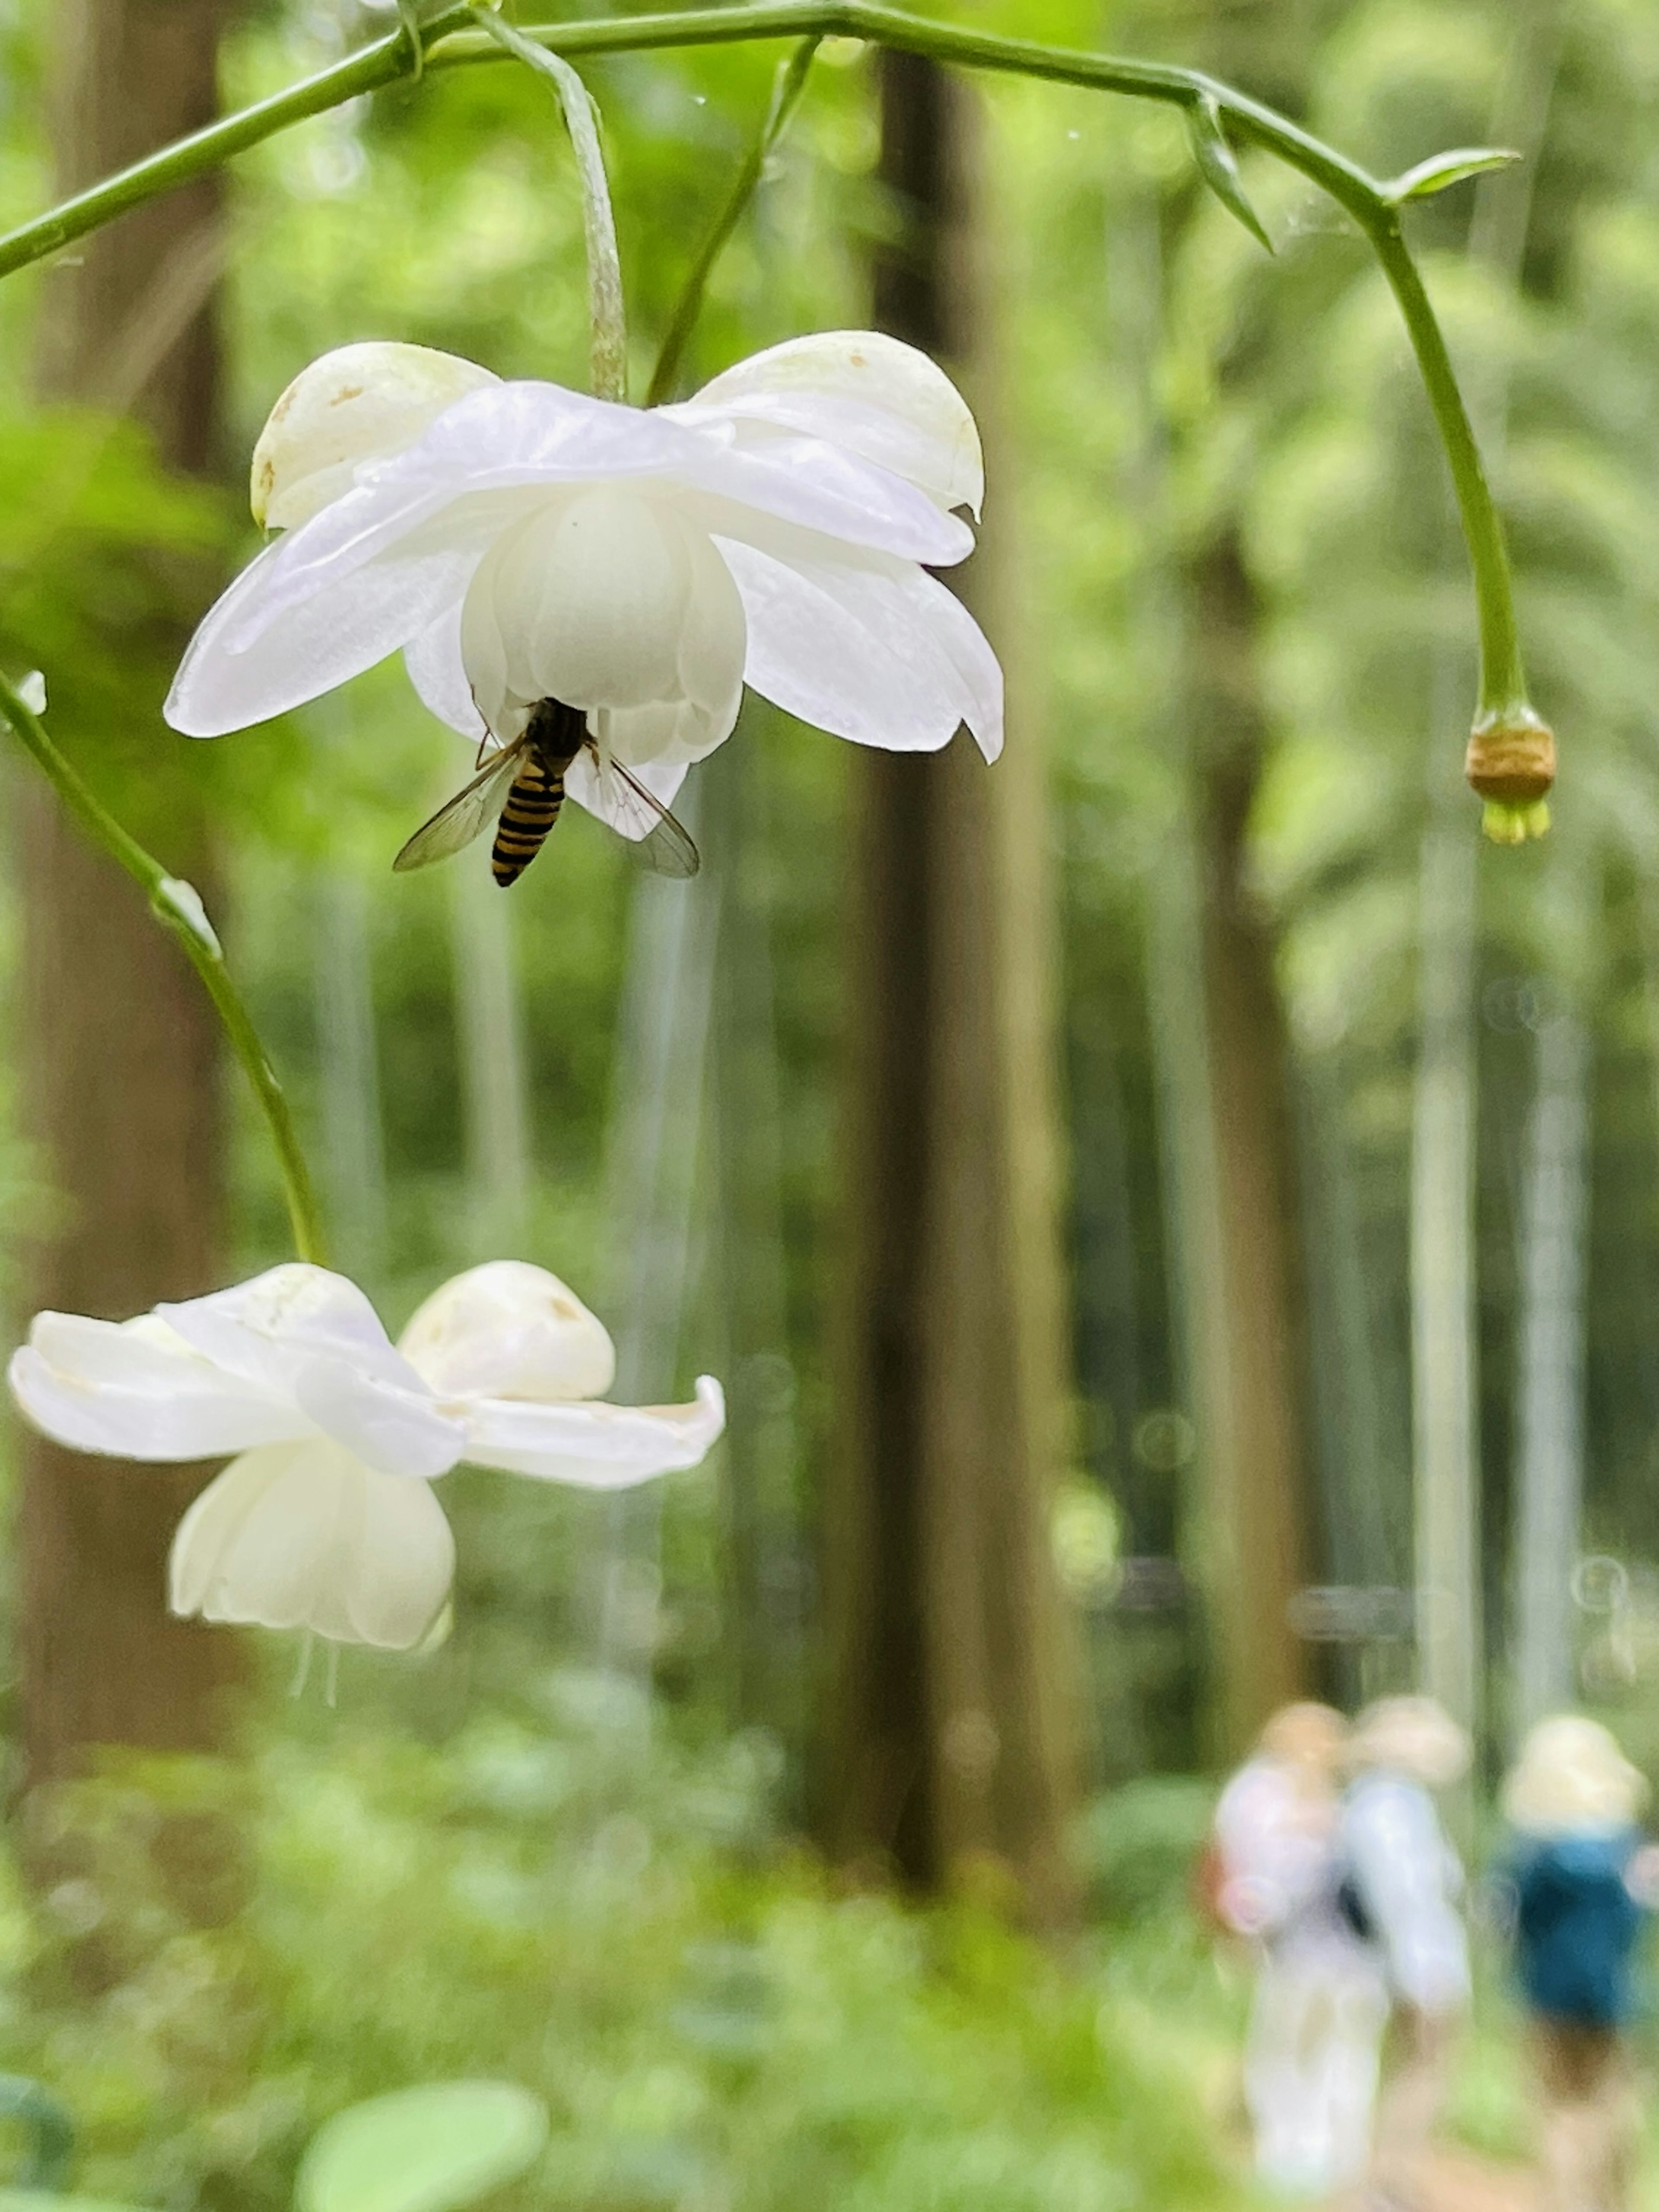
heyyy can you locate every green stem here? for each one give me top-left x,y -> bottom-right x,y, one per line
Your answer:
0,674 -> 329,1266
647,36 -> 821,406
1367,215 -> 1528,719
468,8 -> 628,403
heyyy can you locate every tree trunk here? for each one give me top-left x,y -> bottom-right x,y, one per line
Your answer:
17,0 -> 243,1782
1511,864 -> 1595,1738
1185,536 -> 1314,1757
821,51 -> 1077,1917
1410,791 -> 1481,1762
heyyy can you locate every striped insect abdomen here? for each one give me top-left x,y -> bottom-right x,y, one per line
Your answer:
492,751 -> 565,886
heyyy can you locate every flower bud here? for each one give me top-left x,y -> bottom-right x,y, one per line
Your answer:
1465,707 -> 1555,845
398,1261 -> 615,1405
251,342 -> 497,530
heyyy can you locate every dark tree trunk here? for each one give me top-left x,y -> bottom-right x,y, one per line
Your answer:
821,51 -> 1078,1918
18,0 -> 243,1785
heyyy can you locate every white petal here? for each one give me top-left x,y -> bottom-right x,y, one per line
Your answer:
252,342 -> 499,529
677,331 -> 983,517
462,1373 -> 725,1486
714,532 -> 1003,758
462,488 -> 691,714
399,383 -> 974,563
677,521 -> 749,714
8,1311 -> 302,1461
404,601 -> 488,741
289,1356 -> 464,1479
169,1440 -> 456,1650
154,1264 -> 463,1477
399,1262 -> 616,1403
166,527 -> 484,737
155,1265 -> 413,1394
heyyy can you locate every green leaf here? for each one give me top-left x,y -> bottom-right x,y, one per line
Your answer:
1185,96 -> 1272,253
1385,147 -> 1522,202
294,2083 -> 550,2212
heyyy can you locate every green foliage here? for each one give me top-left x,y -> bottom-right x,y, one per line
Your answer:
0,1708 -> 1246,2212
295,2084 -> 549,2212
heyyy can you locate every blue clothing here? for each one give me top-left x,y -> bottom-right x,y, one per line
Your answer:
1511,1829 -> 1646,2027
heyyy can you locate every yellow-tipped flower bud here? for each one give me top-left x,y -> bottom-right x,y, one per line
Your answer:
1465,707 -> 1555,844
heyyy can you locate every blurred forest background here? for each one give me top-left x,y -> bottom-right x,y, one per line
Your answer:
0,0 -> 1658,2205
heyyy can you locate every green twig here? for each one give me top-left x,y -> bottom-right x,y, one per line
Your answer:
0,673 -> 329,1266
469,8 -> 628,403
647,36 -> 820,406
1367,217 -> 1527,722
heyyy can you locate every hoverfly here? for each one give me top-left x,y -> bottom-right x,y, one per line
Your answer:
394,696 -> 700,887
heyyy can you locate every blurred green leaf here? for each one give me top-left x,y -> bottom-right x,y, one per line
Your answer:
293,2083 -> 549,2212
1386,145 -> 1521,201
1184,96 -> 1272,252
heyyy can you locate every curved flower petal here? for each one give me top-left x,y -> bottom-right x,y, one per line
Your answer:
400,1262 -> 616,1404
156,1265 -> 413,1393
252,341 -> 500,530
404,601 -> 487,741
165,527 -> 487,737
9,1311 -> 302,1461
461,1374 -> 725,1486
154,1265 -> 463,1477
676,330 -> 984,518
169,1440 -> 456,1649
715,532 -> 1003,759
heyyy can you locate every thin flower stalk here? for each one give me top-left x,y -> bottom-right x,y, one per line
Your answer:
468,8 -> 628,404
0,671 -> 328,1265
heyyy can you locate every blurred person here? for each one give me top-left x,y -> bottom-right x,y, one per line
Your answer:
1500,1715 -> 1659,2212
1210,1702 -> 1389,2196
1340,1695 -> 1472,2209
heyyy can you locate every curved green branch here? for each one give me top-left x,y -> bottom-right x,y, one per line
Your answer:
0,673 -> 329,1266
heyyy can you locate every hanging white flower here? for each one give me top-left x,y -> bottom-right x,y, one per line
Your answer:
8,1260 -> 723,1651
164,332 -> 1001,834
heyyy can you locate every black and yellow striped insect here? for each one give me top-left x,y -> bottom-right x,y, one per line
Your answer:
393,696 -> 700,887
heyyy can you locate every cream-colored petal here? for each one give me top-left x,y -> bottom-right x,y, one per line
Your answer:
399,1262 -> 615,1403
252,342 -> 499,529
9,1311 -> 301,1461
461,487 -> 696,714
169,1440 -> 455,1650
462,1373 -> 725,1485
677,331 -> 984,518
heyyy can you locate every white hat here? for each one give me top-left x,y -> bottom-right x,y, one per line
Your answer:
1347,1696 -> 1470,1788
1503,1715 -> 1649,1835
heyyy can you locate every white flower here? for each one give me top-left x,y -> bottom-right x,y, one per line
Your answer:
8,1260 -> 724,1651
165,332 -> 1001,834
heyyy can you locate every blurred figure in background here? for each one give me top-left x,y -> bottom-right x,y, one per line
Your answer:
1210,1702 -> 1389,2197
1500,1716 -> 1659,2212
1339,1696 -> 1471,2209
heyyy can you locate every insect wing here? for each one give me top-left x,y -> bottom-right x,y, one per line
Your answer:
393,740 -> 524,872
586,751 -> 701,878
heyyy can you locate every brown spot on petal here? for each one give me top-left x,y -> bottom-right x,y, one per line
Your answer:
268,383 -> 298,424
328,384 -> 365,405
